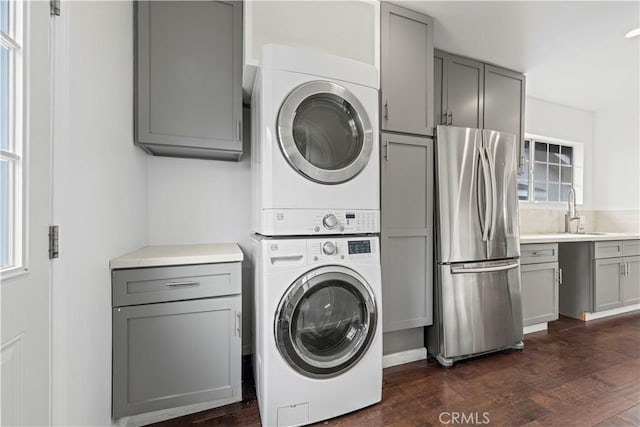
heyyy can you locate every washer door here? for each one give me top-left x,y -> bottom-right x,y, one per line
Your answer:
275,266 -> 378,379
277,81 -> 374,184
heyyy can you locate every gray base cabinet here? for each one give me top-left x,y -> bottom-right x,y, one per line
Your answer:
559,240 -> 640,317
135,1 -> 243,160
520,244 -> 560,327
380,133 -> 433,332
111,263 -> 242,419
380,3 -> 434,136
434,50 -> 525,172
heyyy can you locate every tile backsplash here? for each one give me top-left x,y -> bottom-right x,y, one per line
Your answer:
519,206 -> 639,234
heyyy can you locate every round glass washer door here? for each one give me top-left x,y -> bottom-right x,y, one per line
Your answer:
275,265 -> 378,379
277,81 -> 374,184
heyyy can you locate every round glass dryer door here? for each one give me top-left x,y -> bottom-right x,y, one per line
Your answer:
277,81 -> 373,184
275,266 -> 378,378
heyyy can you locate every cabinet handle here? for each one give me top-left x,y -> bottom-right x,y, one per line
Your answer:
165,281 -> 200,287
447,111 -> 453,126
626,263 -> 630,277
235,311 -> 242,337
236,120 -> 242,141
384,100 -> 389,120
384,142 -> 390,161
559,268 -> 563,285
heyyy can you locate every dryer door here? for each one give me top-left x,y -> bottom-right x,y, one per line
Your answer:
277,81 -> 373,184
275,265 -> 378,378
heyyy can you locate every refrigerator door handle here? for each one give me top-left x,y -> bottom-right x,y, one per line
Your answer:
451,261 -> 519,274
478,147 -> 492,242
485,146 -> 498,241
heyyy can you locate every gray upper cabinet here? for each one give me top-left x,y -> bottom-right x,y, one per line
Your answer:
380,3 -> 434,136
435,51 -> 484,128
434,50 -> 525,172
135,1 -> 243,161
484,65 -> 526,171
380,133 -> 433,332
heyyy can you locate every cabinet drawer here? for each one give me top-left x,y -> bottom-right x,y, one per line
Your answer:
112,262 -> 241,307
594,241 -> 623,259
623,240 -> 640,257
521,243 -> 558,265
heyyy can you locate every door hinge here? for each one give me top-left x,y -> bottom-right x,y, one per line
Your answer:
50,0 -> 60,16
49,225 -> 59,259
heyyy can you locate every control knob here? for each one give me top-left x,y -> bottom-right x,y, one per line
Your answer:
322,241 -> 337,256
322,213 -> 338,229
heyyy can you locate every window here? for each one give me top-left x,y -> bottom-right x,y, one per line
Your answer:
0,0 -> 24,273
518,135 -> 583,204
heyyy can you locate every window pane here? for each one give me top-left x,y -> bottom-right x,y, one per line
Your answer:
560,184 -> 572,202
549,164 -> 560,183
534,162 -> 547,182
549,144 -> 561,164
560,146 -> 573,165
1,159 -> 9,268
534,182 -> 547,202
1,44 -> 8,151
548,183 -> 560,202
561,166 -> 572,184
0,0 -> 8,34
534,142 -> 547,162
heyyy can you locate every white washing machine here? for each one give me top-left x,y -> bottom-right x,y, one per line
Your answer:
251,45 -> 380,236
252,235 -> 382,427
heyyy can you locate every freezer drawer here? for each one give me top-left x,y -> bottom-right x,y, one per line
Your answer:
439,260 -> 523,359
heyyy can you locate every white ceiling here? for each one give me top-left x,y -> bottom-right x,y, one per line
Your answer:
399,1 -> 640,112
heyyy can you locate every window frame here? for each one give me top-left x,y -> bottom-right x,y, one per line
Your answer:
0,0 -> 26,278
518,133 -> 584,206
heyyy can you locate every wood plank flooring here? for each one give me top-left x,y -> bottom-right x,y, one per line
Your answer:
149,312 -> 640,427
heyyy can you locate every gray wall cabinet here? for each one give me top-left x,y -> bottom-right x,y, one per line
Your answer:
135,1 -> 243,161
380,3 -> 434,137
112,262 -> 242,419
520,244 -> 560,326
380,133 -> 433,333
559,240 -> 640,317
434,50 -> 526,172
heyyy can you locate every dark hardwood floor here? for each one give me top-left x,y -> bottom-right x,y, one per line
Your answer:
149,312 -> 640,427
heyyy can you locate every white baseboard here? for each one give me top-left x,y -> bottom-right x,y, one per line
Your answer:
115,397 -> 240,427
523,322 -> 548,335
583,304 -> 640,321
382,347 -> 427,368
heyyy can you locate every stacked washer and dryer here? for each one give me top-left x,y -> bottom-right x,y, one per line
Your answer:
251,45 -> 382,427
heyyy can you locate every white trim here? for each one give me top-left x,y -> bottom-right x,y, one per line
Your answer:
583,304 -> 640,321
523,322 -> 548,335
382,347 -> 427,369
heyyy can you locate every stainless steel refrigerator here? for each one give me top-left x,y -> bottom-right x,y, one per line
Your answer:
427,125 -> 523,367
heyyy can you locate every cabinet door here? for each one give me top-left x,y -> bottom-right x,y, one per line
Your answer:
483,65 -> 526,172
380,133 -> 433,332
594,257 -> 624,312
444,55 -> 484,129
380,3 -> 434,136
623,256 -> 640,305
520,262 -> 559,326
136,1 -> 243,160
433,51 -> 446,126
112,296 -> 242,418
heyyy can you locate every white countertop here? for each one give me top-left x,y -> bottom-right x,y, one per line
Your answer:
520,232 -> 640,244
110,243 -> 244,269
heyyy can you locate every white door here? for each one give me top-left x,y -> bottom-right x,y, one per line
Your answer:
1,1 -> 52,425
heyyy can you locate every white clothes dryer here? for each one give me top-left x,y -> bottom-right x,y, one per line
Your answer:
251,45 -> 380,236
252,235 -> 382,427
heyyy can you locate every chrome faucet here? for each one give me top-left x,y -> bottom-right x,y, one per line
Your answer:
565,187 -> 581,233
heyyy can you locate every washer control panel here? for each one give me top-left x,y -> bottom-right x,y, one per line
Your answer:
307,237 -> 378,264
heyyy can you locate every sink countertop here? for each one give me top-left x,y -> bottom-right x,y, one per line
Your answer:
520,232 -> 640,244
110,243 -> 244,269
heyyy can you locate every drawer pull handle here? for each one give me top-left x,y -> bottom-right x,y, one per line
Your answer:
165,281 -> 200,287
